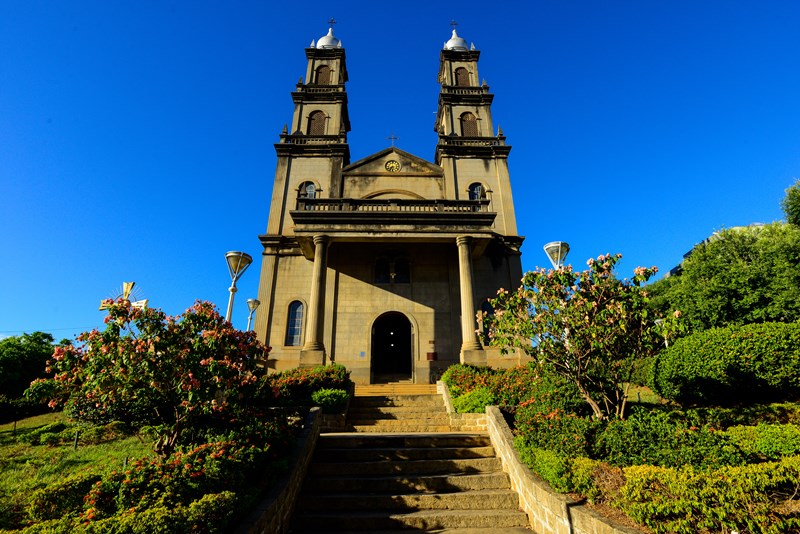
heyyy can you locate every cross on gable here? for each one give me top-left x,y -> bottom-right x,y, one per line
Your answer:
387,133 -> 399,147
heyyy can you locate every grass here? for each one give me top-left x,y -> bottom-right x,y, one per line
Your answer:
0,412 -> 154,531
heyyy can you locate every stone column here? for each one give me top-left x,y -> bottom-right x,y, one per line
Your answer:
301,235 -> 329,366
456,236 -> 484,361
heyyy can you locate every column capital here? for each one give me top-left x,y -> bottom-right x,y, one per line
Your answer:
313,234 -> 330,246
456,235 -> 472,247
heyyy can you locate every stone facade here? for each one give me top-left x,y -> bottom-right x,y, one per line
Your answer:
254,27 -> 525,384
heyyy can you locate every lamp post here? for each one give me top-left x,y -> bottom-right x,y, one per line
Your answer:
543,241 -> 570,270
225,251 -> 253,323
246,298 -> 261,331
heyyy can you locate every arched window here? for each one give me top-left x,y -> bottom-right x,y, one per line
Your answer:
460,112 -> 478,137
454,67 -> 470,87
315,65 -> 331,85
285,301 -> 304,346
308,110 -> 326,135
468,182 -> 486,200
298,181 -> 316,199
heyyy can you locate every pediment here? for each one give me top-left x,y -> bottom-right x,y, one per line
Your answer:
342,147 -> 443,177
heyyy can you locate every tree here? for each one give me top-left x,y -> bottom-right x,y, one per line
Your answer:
39,300 -> 269,457
649,223 -> 800,331
783,178 -> 800,227
0,331 -> 54,398
485,254 -> 671,420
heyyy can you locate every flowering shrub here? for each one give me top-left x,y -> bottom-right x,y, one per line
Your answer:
441,364 -> 494,398
452,387 -> 495,414
35,300 -> 270,457
485,254 -> 675,419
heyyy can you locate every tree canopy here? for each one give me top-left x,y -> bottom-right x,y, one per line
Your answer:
783,178 -> 800,227
0,331 -> 54,399
649,222 -> 800,332
485,254 -> 672,420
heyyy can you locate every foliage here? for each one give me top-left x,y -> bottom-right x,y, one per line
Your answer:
441,363 -> 585,416
0,332 -> 55,400
258,363 -> 352,407
650,321 -> 800,406
27,472 -> 101,522
649,223 -> 800,331
486,253 -> 671,419
596,407 -> 746,470
783,178 -> 800,227
440,364 -> 494,398
515,407 -> 602,458
725,423 -> 800,461
616,457 -> 800,534
452,387 -> 495,414
38,300 -> 269,457
311,388 -> 350,414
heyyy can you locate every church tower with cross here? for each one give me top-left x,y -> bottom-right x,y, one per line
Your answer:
253,25 -> 525,384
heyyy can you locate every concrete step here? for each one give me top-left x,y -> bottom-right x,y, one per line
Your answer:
344,530 -> 532,534
348,417 -> 450,427
355,384 -> 438,396
309,457 -> 502,477
302,471 -> 513,494
351,394 -> 445,407
296,488 -> 520,512
347,405 -> 450,419
316,433 -> 491,449
313,445 -> 496,462
291,508 -> 530,531
350,424 -> 454,433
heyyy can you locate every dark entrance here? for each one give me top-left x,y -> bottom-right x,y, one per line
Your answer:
371,312 -> 412,383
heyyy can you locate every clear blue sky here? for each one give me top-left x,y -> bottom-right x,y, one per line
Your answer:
1,1 -> 798,339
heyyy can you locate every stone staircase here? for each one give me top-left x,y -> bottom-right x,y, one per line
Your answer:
289,386 -> 530,532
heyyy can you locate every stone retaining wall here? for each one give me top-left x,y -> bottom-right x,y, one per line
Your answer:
237,407 -> 322,534
436,380 -> 488,432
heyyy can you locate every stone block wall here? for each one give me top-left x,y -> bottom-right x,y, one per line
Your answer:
237,407 -> 322,534
437,380 -> 488,432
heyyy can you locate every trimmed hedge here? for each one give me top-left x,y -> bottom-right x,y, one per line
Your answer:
650,321 -> 800,406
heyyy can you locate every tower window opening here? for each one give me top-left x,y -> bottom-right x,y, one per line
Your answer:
315,65 -> 331,85
308,110 -> 326,135
460,112 -> 478,137
298,181 -> 317,199
468,182 -> 486,200
455,67 -> 470,87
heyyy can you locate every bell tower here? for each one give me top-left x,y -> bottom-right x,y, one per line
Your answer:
434,28 -> 518,238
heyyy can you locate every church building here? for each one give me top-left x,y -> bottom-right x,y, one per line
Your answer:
253,26 -> 525,384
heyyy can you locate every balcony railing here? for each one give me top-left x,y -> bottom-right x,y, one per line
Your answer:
295,198 -> 490,213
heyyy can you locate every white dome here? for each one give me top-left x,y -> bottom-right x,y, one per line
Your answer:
316,27 -> 341,49
443,29 -> 469,51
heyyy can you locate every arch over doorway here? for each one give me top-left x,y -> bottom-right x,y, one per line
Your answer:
371,312 -> 412,383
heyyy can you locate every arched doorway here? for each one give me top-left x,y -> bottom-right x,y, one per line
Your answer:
371,312 -> 412,383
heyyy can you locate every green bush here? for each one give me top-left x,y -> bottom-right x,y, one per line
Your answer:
515,407 -> 602,458
616,457 -> 800,534
452,387 -> 495,413
596,407 -> 746,470
650,321 -> 800,406
726,423 -> 800,460
311,388 -> 349,414
27,472 -> 102,522
259,363 -> 352,406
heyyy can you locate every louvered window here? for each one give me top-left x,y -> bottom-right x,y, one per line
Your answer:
455,67 -> 469,87
308,111 -> 326,135
316,65 -> 331,85
460,112 -> 478,137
